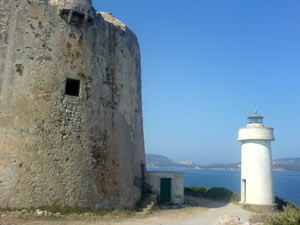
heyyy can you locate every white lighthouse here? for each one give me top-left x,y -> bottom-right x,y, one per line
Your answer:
238,111 -> 276,211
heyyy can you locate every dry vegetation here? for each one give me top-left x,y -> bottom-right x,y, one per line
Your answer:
264,206 -> 300,225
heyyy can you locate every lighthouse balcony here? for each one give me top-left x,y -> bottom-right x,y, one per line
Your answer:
238,127 -> 274,141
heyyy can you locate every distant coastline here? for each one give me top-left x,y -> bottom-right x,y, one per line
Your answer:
148,165 -> 291,172
146,154 -> 300,172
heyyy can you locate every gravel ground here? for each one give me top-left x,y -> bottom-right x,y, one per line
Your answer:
0,197 -> 260,225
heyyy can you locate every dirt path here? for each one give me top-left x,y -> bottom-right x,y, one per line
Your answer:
0,198 -> 258,225
103,204 -> 255,225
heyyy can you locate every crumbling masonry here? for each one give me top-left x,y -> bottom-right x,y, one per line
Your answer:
0,0 -> 145,209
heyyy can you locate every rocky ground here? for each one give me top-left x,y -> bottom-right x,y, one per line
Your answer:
0,197 -> 264,225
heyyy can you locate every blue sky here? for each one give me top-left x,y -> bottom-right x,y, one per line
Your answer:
93,0 -> 300,165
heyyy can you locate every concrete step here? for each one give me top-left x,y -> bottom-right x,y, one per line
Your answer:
138,194 -> 158,214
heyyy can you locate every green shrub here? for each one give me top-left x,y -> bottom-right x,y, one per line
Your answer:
205,187 -> 240,202
184,186 -> 240,203
275,196 -> 298,211
264,205 -> 300,225
184,186 -> 208,198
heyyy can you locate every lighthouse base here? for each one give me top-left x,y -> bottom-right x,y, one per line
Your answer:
240,202 -> 277,213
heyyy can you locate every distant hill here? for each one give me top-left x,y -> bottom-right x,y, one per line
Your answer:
146,154 -> 194,168
146,154 -> 300,171
203,163 -> 239,170
273,158 -> 300,171
146,154 -> 231,169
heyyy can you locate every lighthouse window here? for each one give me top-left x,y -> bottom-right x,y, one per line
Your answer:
248,118 -> 263,124
65,78 -> 80,97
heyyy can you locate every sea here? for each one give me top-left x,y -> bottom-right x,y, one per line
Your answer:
148,168 -> 300,206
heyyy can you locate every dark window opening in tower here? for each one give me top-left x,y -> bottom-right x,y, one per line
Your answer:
65,78 -> 80,96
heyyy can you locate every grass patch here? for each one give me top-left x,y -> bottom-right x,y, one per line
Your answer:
184,186 -> 240,203
0,206 -> 134,217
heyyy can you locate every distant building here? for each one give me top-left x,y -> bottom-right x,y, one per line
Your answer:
178,160 -> 193,165
238,111 -> 277,212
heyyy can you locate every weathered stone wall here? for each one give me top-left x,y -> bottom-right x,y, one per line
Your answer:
0,0 -> 11,96
48,0 -> 94,16
0,0 -> 145,209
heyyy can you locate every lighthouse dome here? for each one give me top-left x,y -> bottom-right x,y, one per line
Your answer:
248,110 -> 264,125
238,111 -> 274,141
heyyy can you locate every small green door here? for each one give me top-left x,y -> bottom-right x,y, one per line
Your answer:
160,178 -> 171,203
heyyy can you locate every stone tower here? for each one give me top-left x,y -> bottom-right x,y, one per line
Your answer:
0,0 -> 145,209
238,111 -> 276,212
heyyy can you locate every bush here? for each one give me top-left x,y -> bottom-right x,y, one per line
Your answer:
184,186 -> 208,198
205,187 -> 240,202
264,205 -> 300,225
275,196 -> 298,211
184,186 -> 240,203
